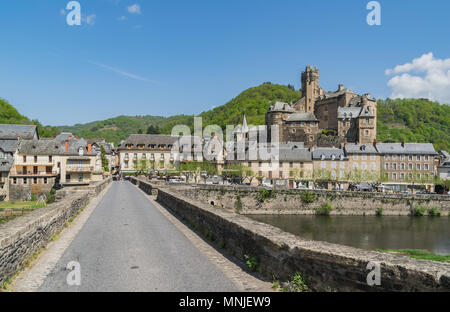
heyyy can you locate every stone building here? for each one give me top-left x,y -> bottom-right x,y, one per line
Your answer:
266,65 -> 377,146
376,143 -> 438,193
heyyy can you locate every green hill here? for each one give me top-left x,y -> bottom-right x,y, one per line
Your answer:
377,98 -> 450,152
59,83 -> 302,144
0,98 -> 60,138
3,84 -> 449,152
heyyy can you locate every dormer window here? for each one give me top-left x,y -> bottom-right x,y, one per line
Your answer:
321,155 -> 326,160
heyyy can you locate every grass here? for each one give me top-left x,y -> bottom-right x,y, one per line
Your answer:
377,249 -> 450,263
0,201 -> 46,210
281,272 -> 310,292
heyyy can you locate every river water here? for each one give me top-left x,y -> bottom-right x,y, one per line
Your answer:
247,215 -> 450,255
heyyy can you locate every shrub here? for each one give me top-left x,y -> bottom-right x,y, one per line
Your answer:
376,207 -> 384,216
283,272 -> 310,292
234,196 -> 243,213
46,189 -> 57,204
316,202 -> 333,216
258,189 -> 273,203
428,207 -> 442,217
244,255 -> 259,272
411,206 -> 426,216
301,192 -> 316,204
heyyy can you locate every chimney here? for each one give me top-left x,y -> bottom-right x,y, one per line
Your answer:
401,141 -> 405,148
88,144 -> 92,153
65,140 -> 69,152
338,84 -> 344,91
373,140 -> 378,147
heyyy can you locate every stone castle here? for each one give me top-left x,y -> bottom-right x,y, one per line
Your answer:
266,65 -> 377,146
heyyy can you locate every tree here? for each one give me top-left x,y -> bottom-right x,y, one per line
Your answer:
146,125 -> 160,135
243,167 -> 255,185
100,145 -> 109,172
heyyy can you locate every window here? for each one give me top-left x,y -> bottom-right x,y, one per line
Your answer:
340,162 -> 345,169
362,163 -> 367,170
279,171 -> 283,179
365,130 -> 369,136
124,161 -> 129,169
393,163 -> 397,170
370,155 -> 376,161
340,171 -> 345,179
331,162 -> 336,169
289,162 -> 293,168
353,163 -> 359,169
353,155 -> 359,161
258,162 -> 262,168
400,163 -> 405,170
400,173 -> 405,180
408,155 -> 413,161
424,155 -> 429,161
34,156 -> 38,163
400,155 -> 405,161
362,155 -> 367,161
385,155 -> 390,160
385,163 -> 389,170
33,177 -> 38,184
44,178 -> 48,184
408,163 -> 413,170
370,163 -> 376,170
134,153 -> 138,160
125,153 -> 129,160
392,173 -> 397,180
49,156 -> 52,163
23,156 -> 27,163
417,155 -> 421,161
23,178 -> 27,185
392,155 -> 397,161
424,164 -> 429,171
416,164 -> 421,170
13,178 -> 17,184
321,162 -> 326,169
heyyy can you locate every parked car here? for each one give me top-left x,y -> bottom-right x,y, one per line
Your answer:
169,178 -> 183,183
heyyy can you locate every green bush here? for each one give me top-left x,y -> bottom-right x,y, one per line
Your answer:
300,192 -> 316,204
46,189 -> 56,204
258,189 -> 273,203
376,207 -> 384,216
428,207 -> 442,217
411,206 -> 426,217
316,202 -> 333,216
234,196 -> 243,213
244,255 -> 259,272
282,272 -> 310,292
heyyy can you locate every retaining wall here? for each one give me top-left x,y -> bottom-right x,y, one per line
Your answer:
132,179 -> 450,291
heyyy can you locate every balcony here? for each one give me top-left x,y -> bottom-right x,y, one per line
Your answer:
66,165 -> 94,173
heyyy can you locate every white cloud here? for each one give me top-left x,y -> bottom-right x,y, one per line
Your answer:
127,4 -> 141,14
386,52 -> 450,104
118,16 -> 127,21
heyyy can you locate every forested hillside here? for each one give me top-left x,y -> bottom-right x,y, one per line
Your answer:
377,98 -> 450,151
2,85 -> 449,152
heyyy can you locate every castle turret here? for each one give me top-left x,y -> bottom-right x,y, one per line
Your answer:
301,65 -> 319,113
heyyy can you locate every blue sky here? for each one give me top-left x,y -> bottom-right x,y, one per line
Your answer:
1,0 -> 449,125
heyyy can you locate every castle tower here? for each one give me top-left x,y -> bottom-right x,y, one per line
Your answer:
301,65 -> 320,113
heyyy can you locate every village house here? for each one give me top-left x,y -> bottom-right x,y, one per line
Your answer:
312,147 -> 349,190
376,143 -> 438,193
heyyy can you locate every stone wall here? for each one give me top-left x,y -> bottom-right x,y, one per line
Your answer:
0,178 -> 111,284
143,181 -> 450,292
175,185 -> 450,216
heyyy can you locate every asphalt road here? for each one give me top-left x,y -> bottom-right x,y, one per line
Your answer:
39,181 -> 239,292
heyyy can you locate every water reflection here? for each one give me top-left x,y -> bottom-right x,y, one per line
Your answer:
247,215 -> 450,255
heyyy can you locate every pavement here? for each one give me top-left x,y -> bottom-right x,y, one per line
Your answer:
38,181 -> 240,292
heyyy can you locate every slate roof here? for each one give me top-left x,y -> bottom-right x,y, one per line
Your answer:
278,148 -> 312,162
268,102 -> 295,112
0,158 -> 13,172
0,124 -> 38,140
313,148 -> 347,160
286,112 -> 318,122
18,139 -> 97,156
337,106 -> 374,119
323,88 -> 356,99
376,143 -> 438,155
344,143 -> 379,154
0,140 -> 19,153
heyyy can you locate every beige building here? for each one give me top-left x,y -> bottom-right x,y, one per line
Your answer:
118,135 -> 182,174
344,143 -> 381,183
312,147 -> 350,190
377,143 -> 438,192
